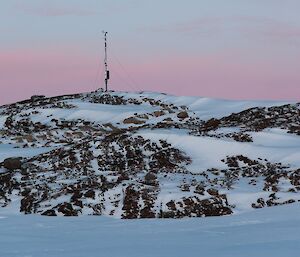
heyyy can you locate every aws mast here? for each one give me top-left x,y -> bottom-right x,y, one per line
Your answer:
103,31 -> 110,92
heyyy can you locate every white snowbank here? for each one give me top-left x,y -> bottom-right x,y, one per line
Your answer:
0,203 -> 300,257
138,129 -> 300,172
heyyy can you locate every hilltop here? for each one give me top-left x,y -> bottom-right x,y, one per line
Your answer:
0,90 -> 299,218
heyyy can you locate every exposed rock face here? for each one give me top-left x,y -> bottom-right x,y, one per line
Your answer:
162,195 -> 232,218
0,133 -> 191,217
192,103 -> 300,136
220,104 -> 300,134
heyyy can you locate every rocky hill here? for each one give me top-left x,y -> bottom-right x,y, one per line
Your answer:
0,90 -> 299,218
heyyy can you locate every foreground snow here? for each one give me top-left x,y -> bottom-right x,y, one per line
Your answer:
1,204 -> 299,257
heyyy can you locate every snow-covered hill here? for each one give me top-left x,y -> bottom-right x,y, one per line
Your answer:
0,90 -> 299,218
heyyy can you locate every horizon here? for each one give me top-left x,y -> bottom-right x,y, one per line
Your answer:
1,0 -> 300,104
1,89 -> 296,107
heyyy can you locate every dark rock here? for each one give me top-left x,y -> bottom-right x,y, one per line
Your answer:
57,202 -> 78,216
71,191 -> 83,202
180,184 -> 190,192
123,117 -> 145,124
20,195 -> 34,214
144,172 -> 157,185
163,117 -> 173,122
140,207 -> 155,218
4,117 -> 13,128
166,200 -> 177,211
207,188 -> 219,196
160,211 -> 176,218
194,185 -> 205,195
31,95 -> 45,101
84,190 -> 95,199
41,209 -> 57,216
153,111 -> 165,117
203,118 -> 220,130
3,157 -> 22,170
177,111 -> 189,119
122,186 -> 140,219
232,133 -> 253,142
252,198 -> 265,209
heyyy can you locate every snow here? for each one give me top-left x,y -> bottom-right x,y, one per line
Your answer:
137,127 -> 300,213
250,128 -> 300,148
0,91 -> 299,256
0,115 -> 8,129
138,129 -> 300,172
0,204 -> 300,257
186,97 -> 291,120
30,100 -> 160,125
118,91 -> 292,120
0,144 -> 54,162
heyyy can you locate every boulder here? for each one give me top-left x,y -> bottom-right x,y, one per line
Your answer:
84,189 -> 96,199
194,185 -> 205,195
3,157 -> 22,170
57,202 -> 78,216
204,118 -> 220,130
144,172 -> 157,185
123,117 -> 145,125
207,188 -> 219,196
177,111 -> 189,119
153,111 -> 165,117
31,95 -> 45,101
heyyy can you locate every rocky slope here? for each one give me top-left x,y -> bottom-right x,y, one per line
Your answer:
0,90 -> 299,218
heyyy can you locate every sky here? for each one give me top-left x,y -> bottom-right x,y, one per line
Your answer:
0,0 -> 300,104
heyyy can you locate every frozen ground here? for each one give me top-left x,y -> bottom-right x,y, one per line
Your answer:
0,91 -> 299,256
0,203 -> 299,257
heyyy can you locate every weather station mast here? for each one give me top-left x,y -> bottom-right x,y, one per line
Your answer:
103,31 -> 110,92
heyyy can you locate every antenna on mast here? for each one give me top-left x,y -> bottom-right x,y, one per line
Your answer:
102,31 -> 110,92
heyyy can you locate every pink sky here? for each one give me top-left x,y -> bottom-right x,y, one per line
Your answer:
1,47 -> 299,104
0,1 -> 300,104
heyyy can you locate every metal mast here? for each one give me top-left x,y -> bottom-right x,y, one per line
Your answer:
103,31 -> 109,92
